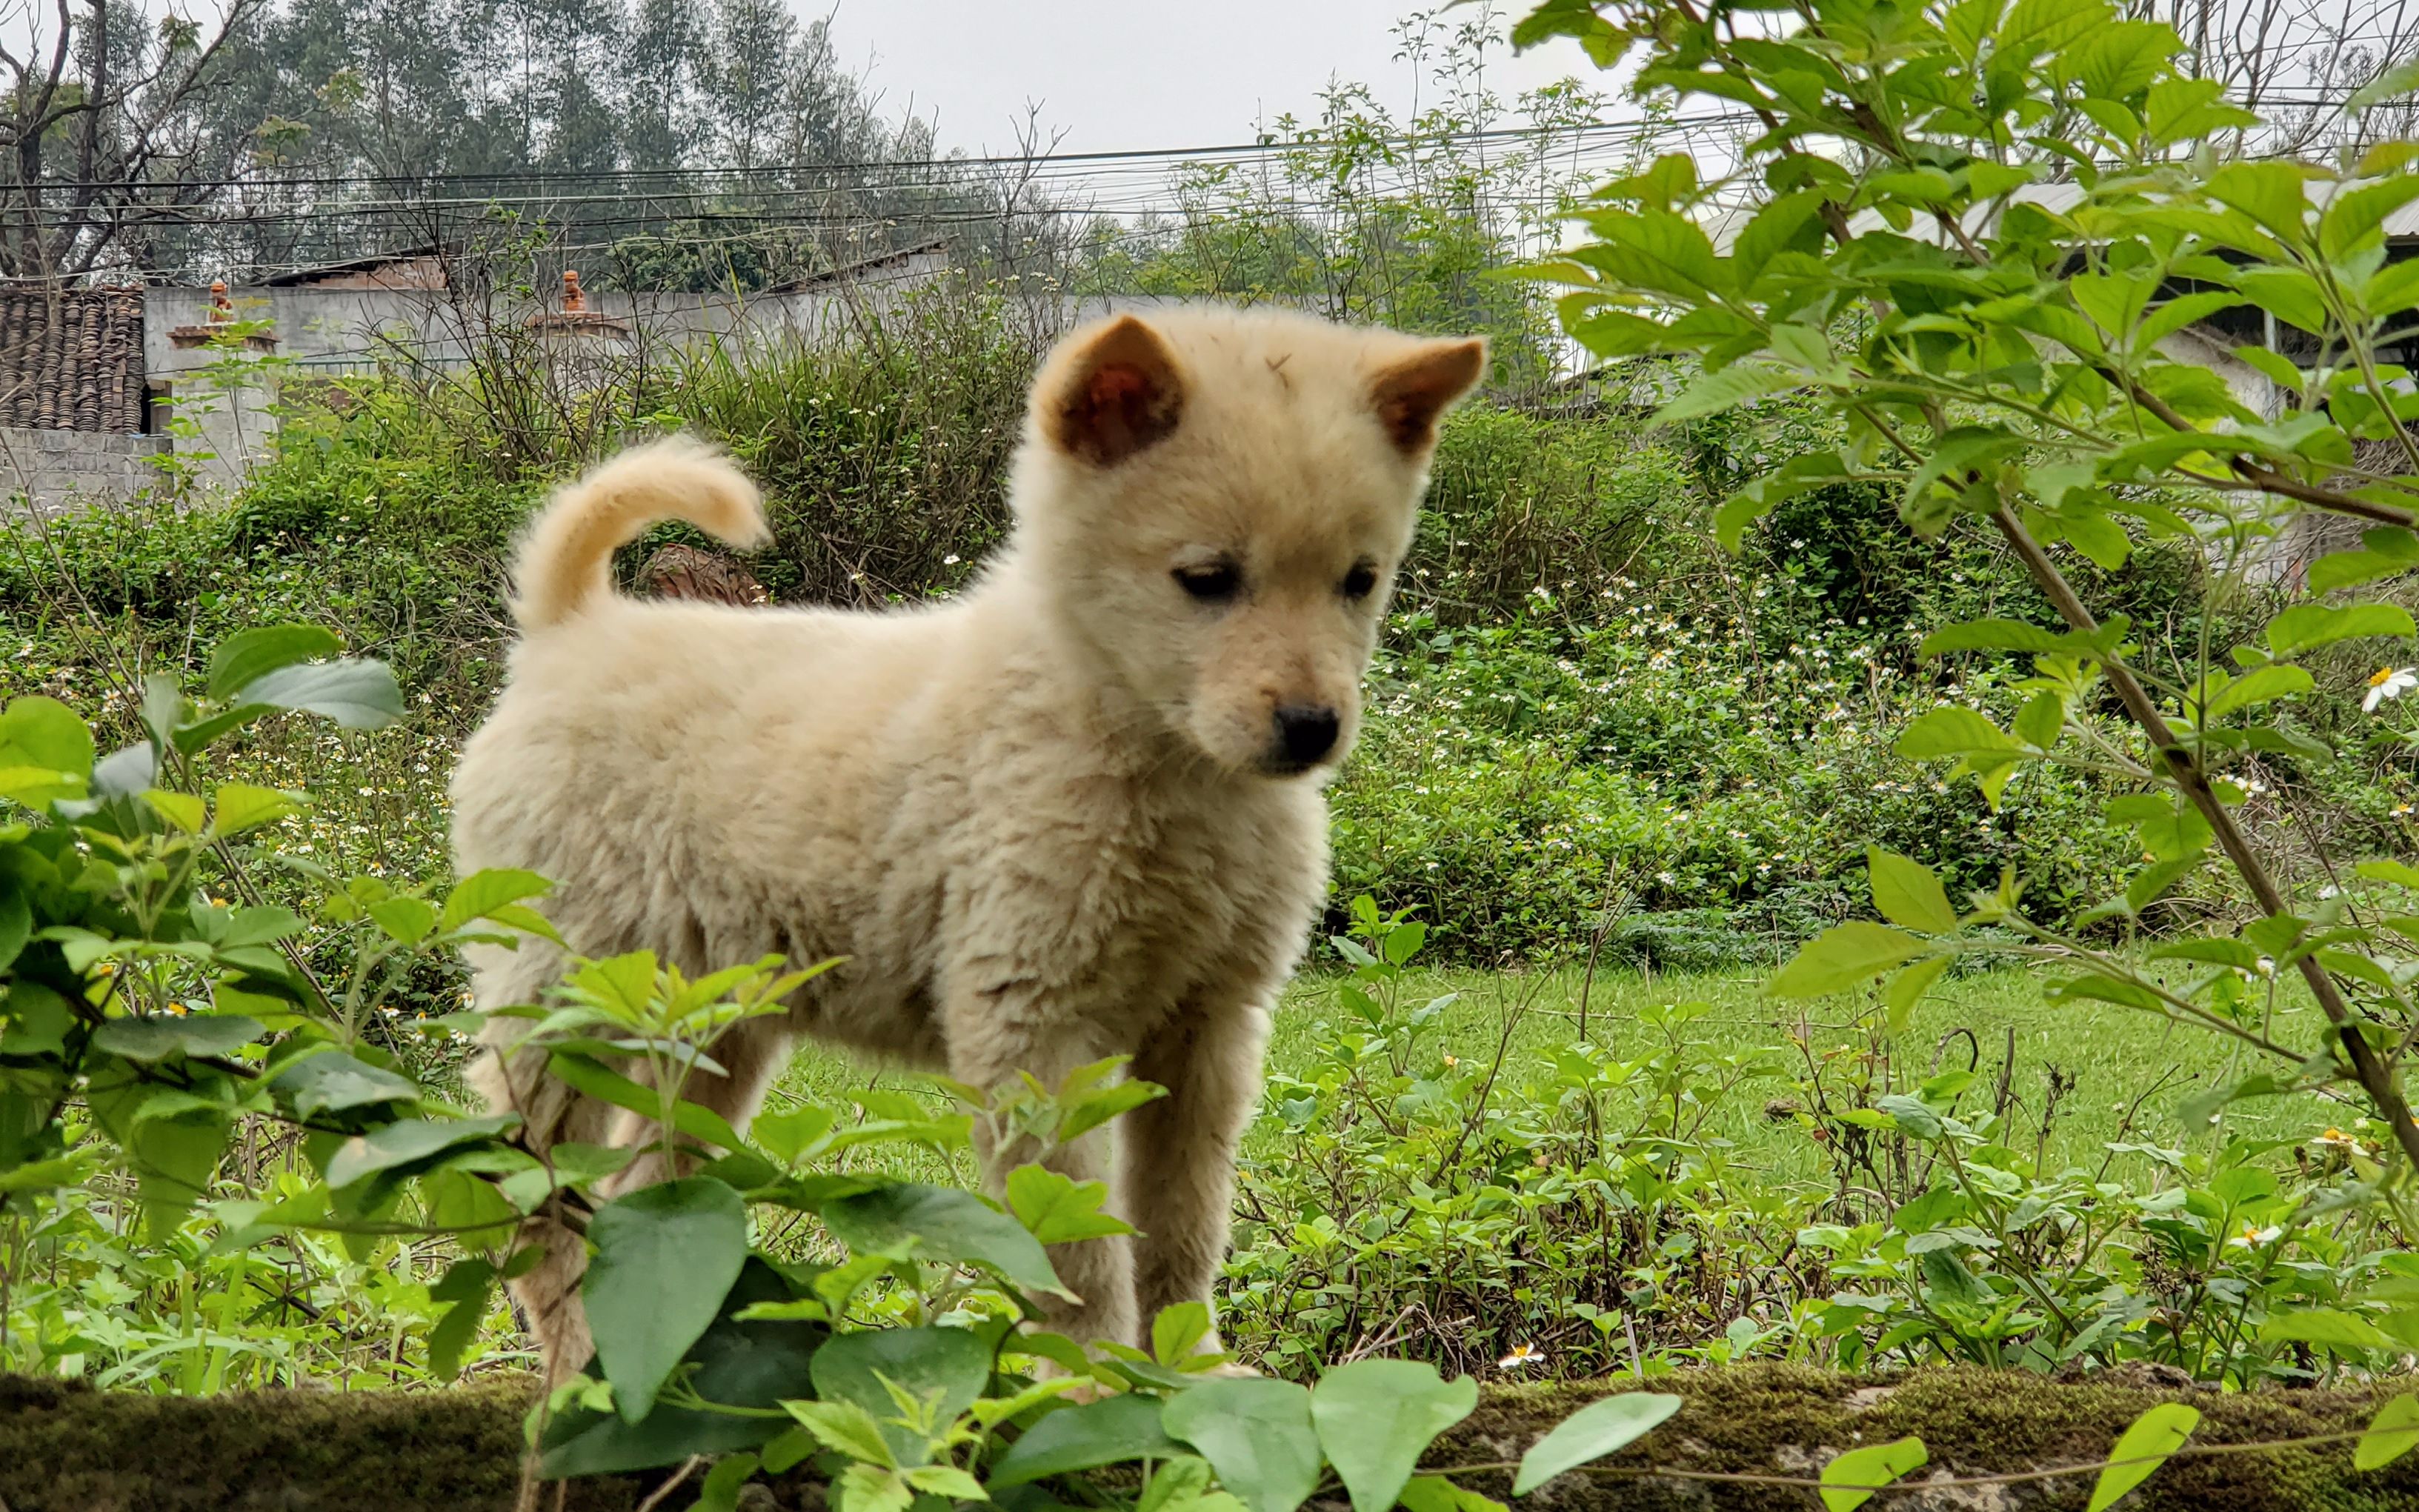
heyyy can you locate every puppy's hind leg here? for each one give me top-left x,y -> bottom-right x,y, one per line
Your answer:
470,1016 -> 611,1385
478,1013 -> 799,1384
1122,993 -> 1270,1362
943,993 -> 1138,1353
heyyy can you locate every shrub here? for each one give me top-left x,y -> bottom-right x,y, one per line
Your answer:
1329,607 -> 2142,962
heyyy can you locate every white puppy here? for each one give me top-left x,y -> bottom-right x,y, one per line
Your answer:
455,304 -> 1485,1375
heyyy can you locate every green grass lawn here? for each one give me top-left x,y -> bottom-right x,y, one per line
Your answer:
768,962 -> 2323,1190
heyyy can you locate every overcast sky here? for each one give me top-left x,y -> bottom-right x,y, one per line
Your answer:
819,1 -> 1611,156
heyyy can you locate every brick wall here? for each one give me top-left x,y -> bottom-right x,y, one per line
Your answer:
0,425 -> 168,516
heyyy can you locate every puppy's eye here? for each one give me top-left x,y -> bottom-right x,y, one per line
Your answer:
1174,563 -> 1240,602
1340,562 -> 1379,601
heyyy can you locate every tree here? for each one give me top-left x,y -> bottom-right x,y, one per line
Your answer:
0,0 -> 267,279
1521,0 -> 2419,1180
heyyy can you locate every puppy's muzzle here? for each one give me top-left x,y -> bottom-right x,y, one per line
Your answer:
1265,703 -> 1341,775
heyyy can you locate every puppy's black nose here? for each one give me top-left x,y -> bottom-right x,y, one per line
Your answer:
1272,704 -> 1340,768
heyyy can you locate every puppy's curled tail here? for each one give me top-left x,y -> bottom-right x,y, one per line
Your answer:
511,436 -> 768,630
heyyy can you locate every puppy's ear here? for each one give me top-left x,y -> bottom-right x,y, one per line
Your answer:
1042,314 -> 1186,467
1369,336 -> 1488,455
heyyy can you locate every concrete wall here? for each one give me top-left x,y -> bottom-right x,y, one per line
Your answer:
138,262 -> 979,487
0,425 -> 166,516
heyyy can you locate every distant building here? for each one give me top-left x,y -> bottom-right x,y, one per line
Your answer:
261,246 -> 450,292
0,286 -> 166,513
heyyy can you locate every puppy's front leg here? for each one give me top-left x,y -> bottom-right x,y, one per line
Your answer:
943,997 -> 1138,1352
1121,993 -> 1271,1357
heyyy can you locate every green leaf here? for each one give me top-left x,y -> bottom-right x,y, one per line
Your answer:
905,1465 -> 986,1500
438,867 -> 556,934
1897,707 -> 2018,759
1820,1435 -> 1927,1511
2087,1402 -> 2199,1512
1877,1094 -> 1944,1141
752,1105 -> 838,1165
2349,58 -> 2419,109
139,673 -> 184,748
2201,665 -> 2313,720
2014,690 -> 2065,751
1652,362 -> 1803,424
1513,1393 -> 1683,1495
2362,859 -> 2419,888
1164,1378 -> 1323,1512
585,1176 -> 751,1423
2145,77 -> 2258,144
366,895 -> 438,946
1713,450 -> 1854,552
1311,1360 -> 1478,1512
785,1399 -> 897,1465
0,696 -> 93,804
1884,956 -> 1952,1035
127,1110 -> 231,1241
323,1113 -> 516,1189
271,1050 -> 422,1119
820,1182 -> 1070,1299
1005,1165 -> 1136,1245
2207,161 -> 2311,243
698,1453 -> 762,1512
810,1326 -> 992,1468
1153,1300 -> 1216,1367
539,1258 -> 828,1476
0,890 -> 33,975
2355,1394 -> 2419,1471
1593,207 -> 1728,300
1395,1478 -> 1501,1512
546,1052 -> 745,1154
2323,174 -> 2419,260
234,658 -> 405,730
1768,922 -> 1928,999
2309,528 -> 2419,593
206,625 -> 343,702
91,1013 -> 264,1064
1866,848 -> 1957,933
1,982 -> 73,1056
87,742 -> 153,805
212,782 -> 303,835
990,1393 -> 1186,1487
427,1257 -> 496,1382
2263,603 -> 2415,656
2260,1308 -> 2398,1353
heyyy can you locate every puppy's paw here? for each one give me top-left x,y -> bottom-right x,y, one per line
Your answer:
1196,1358 -> 1262,1380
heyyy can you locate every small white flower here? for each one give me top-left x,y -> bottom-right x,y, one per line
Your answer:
2315,1127 -> 2368,1156
2226,1222 -> 2283,1250
2365,667 -> 2418,713
1498,1342 -> 1545,1370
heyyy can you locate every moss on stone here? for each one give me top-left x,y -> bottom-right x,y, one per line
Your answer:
2,1365 -> 2412,1511
0,1374 -> 647,1512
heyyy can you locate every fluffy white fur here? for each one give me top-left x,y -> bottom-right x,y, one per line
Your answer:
456,304 -> 1485,1376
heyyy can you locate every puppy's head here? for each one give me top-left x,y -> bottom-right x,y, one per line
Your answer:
1011,307 -> 1485,778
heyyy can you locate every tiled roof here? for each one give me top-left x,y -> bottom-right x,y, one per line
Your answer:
0,287 -> 145,433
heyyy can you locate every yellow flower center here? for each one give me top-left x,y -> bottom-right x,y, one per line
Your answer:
2374,667 -> 2399,687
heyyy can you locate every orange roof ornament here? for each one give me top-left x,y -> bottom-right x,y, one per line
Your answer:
171,279 -> 275,350
528,267 -> 630,338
